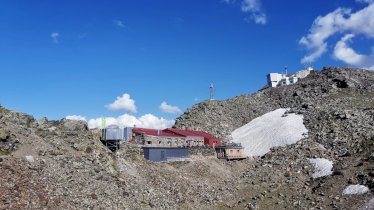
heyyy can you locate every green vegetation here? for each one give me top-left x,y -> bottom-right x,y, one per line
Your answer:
0,149 -> 11,155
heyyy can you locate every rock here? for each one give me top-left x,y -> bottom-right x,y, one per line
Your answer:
0,129 -> 10,141
360,198 -> 374,210
25,155 -> 34,163
332,170 -> 344,176
38,117 -> 48,126
61,119 -> 88,132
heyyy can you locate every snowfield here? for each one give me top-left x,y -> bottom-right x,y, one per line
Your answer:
343,185 -> 370,195
231,108 -> 308,157
308,158 -> 333,179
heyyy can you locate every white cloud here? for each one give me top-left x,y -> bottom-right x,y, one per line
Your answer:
299,8 -> 351,63
223,0 -> 267,25
300,3 -> 374,69
241,0 -> 260,12
138,114 -> 174,129
88,113 -> 174,129
106,93 -> 137,113
65,115 -> 87,121
85,93 -> 175,129
113,19 -> 125,28
241,0 -> 267,25
51,32 -> 59,44
159,101 -> 182,114
334,34 -> 374,69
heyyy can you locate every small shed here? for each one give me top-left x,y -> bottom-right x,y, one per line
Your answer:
142,147 -> 189,162
215,143 -> 246,161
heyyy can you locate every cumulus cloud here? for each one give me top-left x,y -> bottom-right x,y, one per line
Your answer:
299,3 -> 374,69
88,114 -> 174,129
159,102 -> 182,114
106,93 -> 137,113
51,32 -> 59,44
113,19 -> 125,28
334,34 -> 374,69
65,115 -> 87,121
223,0 -> 267,25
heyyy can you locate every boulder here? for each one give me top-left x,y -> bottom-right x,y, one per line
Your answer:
0,129 -> 10,141
60,119 -> 88,132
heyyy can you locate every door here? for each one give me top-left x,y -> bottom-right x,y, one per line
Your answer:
161,150 -> 166,161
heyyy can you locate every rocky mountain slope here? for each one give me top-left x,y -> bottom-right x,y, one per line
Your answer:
0,67 -> 373,209
175,67 -> 374,209
0,106 -> 251,209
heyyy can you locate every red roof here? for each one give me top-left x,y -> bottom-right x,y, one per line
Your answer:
164,128 -> 222,146
132,128 -> 181,137
133,127 -> 222,146
164,128 -> 219,140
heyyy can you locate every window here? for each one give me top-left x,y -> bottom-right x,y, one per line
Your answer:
147,141 -> 152,144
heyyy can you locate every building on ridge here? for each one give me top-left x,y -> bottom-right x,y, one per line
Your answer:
267,66 -> 313,88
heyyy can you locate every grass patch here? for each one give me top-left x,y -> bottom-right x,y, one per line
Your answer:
329,91 -> 374,109
0,149 -> 11,155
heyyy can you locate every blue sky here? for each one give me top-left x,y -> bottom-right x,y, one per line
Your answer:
1,0 -> 374,128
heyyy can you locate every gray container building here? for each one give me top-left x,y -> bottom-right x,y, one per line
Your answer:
101,126 -> 133,142
142,147 -> 189,162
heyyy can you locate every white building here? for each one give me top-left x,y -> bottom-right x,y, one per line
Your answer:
267,67 -> 312,88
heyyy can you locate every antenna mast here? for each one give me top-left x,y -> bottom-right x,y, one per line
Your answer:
210,82 -> 214,100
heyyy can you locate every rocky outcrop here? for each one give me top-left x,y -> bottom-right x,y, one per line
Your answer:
175,67 -> 374,209
175,67 -> 374,141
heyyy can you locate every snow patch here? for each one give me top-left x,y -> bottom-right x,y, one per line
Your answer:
308,158 -> 333,179
343,185 -> 369,195
231,108 -> 308,157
